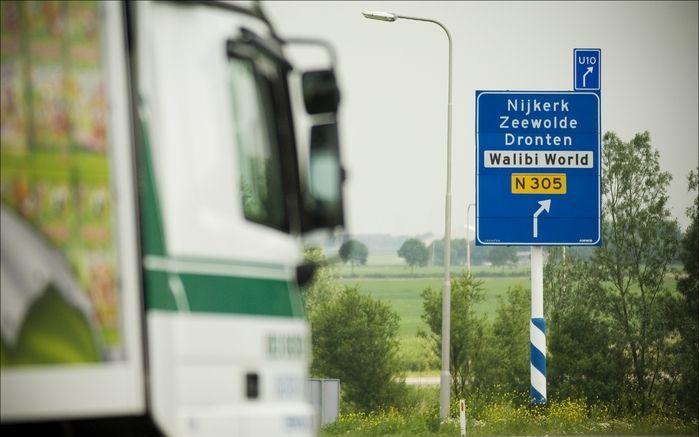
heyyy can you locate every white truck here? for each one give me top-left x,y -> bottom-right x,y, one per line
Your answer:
0,1 -> 344,436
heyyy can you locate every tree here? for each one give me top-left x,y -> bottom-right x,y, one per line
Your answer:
397,238 -> 429,272
544,248 -> 627,405
310,286 -> 403,411
488,284 -> 530,396
301,247 -> 341,317
338,239 -> 368,275
487,246 -> 518,270
453,239 -> 468,266
591,131 -> 680,413
426,238 -> 467,266
549,312 -> 629,404
420,273 -> 488,400
671,169 -> 698,418
469,241 -> 489,267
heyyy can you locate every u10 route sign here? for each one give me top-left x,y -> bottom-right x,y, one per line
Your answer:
574,48 -> 601,91
476,91 -> 601,246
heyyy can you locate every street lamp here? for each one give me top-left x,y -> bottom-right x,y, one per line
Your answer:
363,10 -> 453,421
466,203 -> 475,273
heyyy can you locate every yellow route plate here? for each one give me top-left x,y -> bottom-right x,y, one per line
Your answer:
511,173 -> 567,194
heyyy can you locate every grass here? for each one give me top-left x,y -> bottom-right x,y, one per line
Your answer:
341,263 -> 678,338
397,336 -> 436,373
340,266 -> 531,373
339,258 -> 679,374
340,276 -> 530,337
341,277 -> 440,337
320,386 -> 699,436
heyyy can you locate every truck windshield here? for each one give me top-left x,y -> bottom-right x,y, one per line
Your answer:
228,55 -> 287,231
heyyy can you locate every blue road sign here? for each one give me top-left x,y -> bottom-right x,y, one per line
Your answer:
475,91 -> 601,246
574,49 -> 601,91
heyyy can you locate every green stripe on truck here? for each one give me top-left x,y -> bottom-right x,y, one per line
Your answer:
144,269 -> 304,318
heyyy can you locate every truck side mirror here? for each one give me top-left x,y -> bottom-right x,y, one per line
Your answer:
302,70 -> 340,115
302,123 -> 345,232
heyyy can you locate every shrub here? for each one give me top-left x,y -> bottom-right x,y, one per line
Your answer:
310,286 -> 404,411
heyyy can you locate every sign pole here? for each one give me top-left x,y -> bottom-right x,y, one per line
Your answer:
475,47 -> 601,407
530,246 -> 546,404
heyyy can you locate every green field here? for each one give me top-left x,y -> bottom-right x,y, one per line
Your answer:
342,263 -> 530,278
340,276 -> 530,337
340,267 -> 531,372
338,254 -> 679,373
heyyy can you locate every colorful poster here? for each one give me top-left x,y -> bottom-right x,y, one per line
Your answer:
69,71 -> 107,153
34,178 -> 73,248
27,0 -> 70,151
0,1 -> 27,152
68,1 -> 107,153
0,1 -> 123,366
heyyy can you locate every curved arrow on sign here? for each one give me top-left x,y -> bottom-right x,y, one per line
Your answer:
533,199 -> 551,238
582,66 -> 594,87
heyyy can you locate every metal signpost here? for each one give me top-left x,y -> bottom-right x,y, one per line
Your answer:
475,49 -> 601,404
362,10 -> 454,421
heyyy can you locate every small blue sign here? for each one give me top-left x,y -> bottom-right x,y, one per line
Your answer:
574,49 -> 601,91
475,91 -> 601,246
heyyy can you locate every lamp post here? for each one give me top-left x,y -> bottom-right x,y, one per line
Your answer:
362,10 -> 453,421
466,203 -> 475,273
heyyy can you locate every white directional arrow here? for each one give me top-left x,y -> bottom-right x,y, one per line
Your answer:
533,199 -> 551,238
582,66 -> 594,87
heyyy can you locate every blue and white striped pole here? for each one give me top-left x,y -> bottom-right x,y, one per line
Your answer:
530,246 -> 546,404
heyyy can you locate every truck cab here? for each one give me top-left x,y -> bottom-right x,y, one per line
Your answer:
0,1 -> 344,436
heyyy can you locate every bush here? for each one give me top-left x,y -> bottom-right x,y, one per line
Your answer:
420,273 -> 488,400
396,336 -> 436,373
322,386 -> 448,437
310,286 -> 404,411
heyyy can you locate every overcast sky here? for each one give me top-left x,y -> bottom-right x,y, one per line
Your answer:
265,1 -> 698,238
